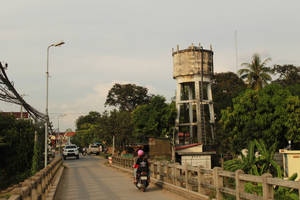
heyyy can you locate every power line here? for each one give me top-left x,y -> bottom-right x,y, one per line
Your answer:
49,112 -> 88,115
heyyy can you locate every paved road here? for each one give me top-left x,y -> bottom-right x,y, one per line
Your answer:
55,155 -> 185,200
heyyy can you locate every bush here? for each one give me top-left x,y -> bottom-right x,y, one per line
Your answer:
0,114 -> 44,190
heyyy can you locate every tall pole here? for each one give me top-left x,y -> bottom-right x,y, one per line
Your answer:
20,105 -> 23,119
172,128 -> 175,162
20,94 -> 27,119
112,135 -> 115,155
45,45 -> 51,168
44,41 -> 65,168
57,114 -> 65,154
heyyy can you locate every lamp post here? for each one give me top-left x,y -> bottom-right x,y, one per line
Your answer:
45,41 -> 65,168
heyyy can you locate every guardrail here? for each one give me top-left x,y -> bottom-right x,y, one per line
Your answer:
112,156 -> 300,200
6,156 -> 63,200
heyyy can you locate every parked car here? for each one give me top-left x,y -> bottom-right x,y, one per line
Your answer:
87,144 -> 100,155
63,144 -> 79,160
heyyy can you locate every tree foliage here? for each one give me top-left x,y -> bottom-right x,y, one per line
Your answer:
75,111 -> 101,131
224,139 -> 298,199
272,64 -> 300,86
238,54 -> 273,90
224,139 -> 281,177
132,95 -> 176,142
219,84 -> 300,154
74,85 -> 176,151
105,83 -> 151,112
0,114 -> 44,190
212,72 -> 247,121
73,110 -> 134,151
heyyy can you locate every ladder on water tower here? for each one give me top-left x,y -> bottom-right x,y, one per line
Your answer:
199,80 -> 206,145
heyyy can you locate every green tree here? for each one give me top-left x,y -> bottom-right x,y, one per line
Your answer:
76,111 -> 101,131
225,139 -> 282,177
105,83 -> 151,112
110,110 -> 133,150
272,64 -> 300,98
224,140 -> 291,199
219,84 -> 300,154
132,95 -> 176,142
274,173 -> 299,200
31,121 -> 45,175
0,114 -> 44,189
224,140 -> 259,175
238,54 -> 273,90
272,64 -> 300,86
73,109 -> 134,152
212,72 -> 247,121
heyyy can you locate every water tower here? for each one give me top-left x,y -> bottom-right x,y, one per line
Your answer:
172,44 -> 215,146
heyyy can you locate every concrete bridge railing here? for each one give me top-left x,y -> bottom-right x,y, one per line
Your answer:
112,156 -> 300,200
6,156 -> 63,200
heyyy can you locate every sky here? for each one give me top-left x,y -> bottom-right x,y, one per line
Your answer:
1,0 -> 300,131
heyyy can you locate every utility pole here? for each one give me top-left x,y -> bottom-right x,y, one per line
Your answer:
172,128 -> 176,162
112,135 -> 115,155
45,41 -> 65,168
20,94 -> 27,119
57,114 -> 66,154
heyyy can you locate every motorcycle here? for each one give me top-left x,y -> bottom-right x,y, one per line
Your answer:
81,148 -> 87,156
136,171 -> 149,192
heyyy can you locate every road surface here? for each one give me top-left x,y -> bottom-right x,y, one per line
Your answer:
55,155 -> 186,200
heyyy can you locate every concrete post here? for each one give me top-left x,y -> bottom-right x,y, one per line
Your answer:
172,164 -> 176,185
159,162 -> 163,180
31,176 -> 42,200
213,167 -> 223,200
184,163 -> 189,190
262,173 -> 273,200
235,170 -> 244,200
197,166 -> 204,194
22,186 -> 31,200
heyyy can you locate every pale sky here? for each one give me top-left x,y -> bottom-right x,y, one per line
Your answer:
1,0 -> 299,131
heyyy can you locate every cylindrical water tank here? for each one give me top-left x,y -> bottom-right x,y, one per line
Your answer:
172,45 -> 213,79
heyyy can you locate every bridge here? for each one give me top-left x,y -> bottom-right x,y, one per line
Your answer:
4,156 -> 185,200
54,156 -> 184,200
4,155 -> 300,200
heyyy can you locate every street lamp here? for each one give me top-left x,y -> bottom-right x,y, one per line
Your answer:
45,41 -> 65,168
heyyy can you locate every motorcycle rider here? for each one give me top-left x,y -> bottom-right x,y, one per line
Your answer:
82,147 -> 87,156
133,149 -> 150,184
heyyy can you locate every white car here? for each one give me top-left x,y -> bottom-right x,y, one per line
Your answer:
87,144 -> 100,155
63,144 -> 79,160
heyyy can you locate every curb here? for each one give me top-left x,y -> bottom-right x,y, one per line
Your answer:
46,165 -> 64,200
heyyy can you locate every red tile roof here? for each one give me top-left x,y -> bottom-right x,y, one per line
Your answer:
64,132 -> 76,137
175,143 -> 202,150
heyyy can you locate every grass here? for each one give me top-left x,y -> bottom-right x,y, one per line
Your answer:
0,193 -> 11,199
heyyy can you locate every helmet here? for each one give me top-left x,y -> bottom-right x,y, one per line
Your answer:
137,150 -> 144,157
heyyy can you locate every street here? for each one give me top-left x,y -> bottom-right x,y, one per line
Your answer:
55,155 -> 186,200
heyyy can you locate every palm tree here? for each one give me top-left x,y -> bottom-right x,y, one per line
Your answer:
238,54 -> 273,90
224,139 -> 281,177
224,141 -> 259,175
254,139 -> 282,178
